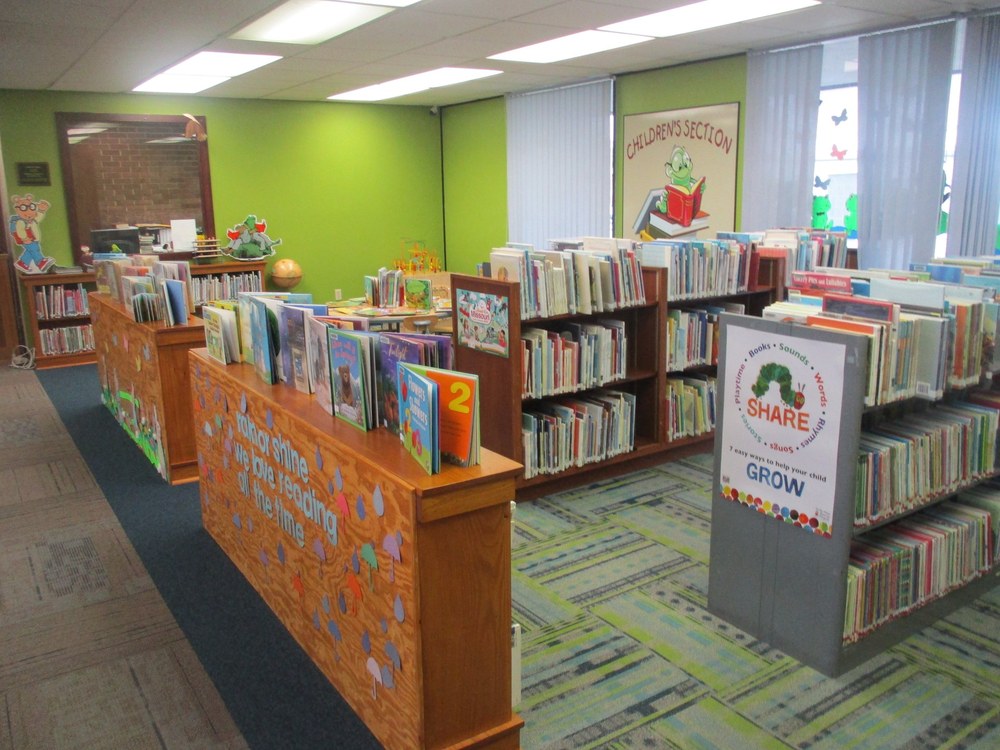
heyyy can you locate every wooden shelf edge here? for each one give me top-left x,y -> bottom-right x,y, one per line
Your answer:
35,350 -> 96,369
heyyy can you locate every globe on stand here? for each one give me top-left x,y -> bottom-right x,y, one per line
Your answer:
270,258 -> 302,289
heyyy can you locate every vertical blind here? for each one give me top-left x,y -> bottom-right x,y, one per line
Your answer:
741,45 -> 823,231
858,22 -> 955,269
507,79 -> 613,250
947,13 -> 1000,256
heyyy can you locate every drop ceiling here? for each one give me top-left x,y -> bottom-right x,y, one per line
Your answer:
1,0 -> 997,106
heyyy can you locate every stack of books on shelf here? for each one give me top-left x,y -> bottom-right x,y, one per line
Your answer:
38,324 -> 94,357
844,498 -> 994,643
213,291 -> 478,476
521,320 -> 626,399
639,235 -> 752,299
666,301 -> 744,371
190,269 -> 262,307
854,400 -> 999,526
363,267 -> 404,308
33,282 -> 89,320
521,388 -> 636,479
666,375 -> 716,441
483,237 -> 645,321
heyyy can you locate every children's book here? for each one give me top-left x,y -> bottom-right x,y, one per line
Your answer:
204,300 -> 243,362
248,296 -> 283,385
163,278 -> 189,325
398,362 -> 439,475
405,364 -> 479,467
280,305 -> 314,393
378,333 -> 427,436
307,317 -> 334,415
202,306 -> 230,364
328,328 -> 368,431
404,277 -> 433,309
237,291 -> 314,365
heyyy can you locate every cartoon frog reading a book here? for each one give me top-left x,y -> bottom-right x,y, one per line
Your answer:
656,146 -> 705,213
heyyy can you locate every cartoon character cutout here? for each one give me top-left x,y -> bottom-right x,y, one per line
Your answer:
9,194 -> 55,273
655,146 -> 707,227
224,214 -> 281,260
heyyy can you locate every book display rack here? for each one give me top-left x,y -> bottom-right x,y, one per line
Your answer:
708,315 -> 1000,676
189,349 -> 522,750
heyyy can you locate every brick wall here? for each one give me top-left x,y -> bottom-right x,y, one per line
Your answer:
73,122 -> 204,229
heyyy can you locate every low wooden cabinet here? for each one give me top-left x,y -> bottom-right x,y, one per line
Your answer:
91,293 -> 205,484
189,350 -> 523,750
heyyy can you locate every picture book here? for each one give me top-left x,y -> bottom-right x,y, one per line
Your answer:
378,333 -> 427,436
398,362 -> 439,475
237,291 -> 314,365
307,317 -> 334,415
455,288 -> 510,357
405,364 -> 480,467
203,300 -> 242,362
327,328 -> 368,431
403,277 -> 433,309
202,306 -> 230,364
280,304 -> 314,393
163,278 -> 189,325
248,296 -> 282,385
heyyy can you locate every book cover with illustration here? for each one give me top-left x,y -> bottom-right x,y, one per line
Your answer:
398,362 -> 439,475
403,277 -> 433,309
327,327 -> 367,431
202,306 -> 229,364
406,364 -> 479,467
248,295 -> 283,385
280,304 -> 314,394
378,333 -> 427,436
307,317 -> 334,415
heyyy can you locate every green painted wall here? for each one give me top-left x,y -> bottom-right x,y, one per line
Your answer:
0,90 -> 443,302
614,55 -> 748,235
440,97 -> 507,276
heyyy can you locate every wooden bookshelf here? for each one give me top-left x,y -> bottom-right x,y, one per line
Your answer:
189,350 -> 523,750
90,293 -> 205,484
19,271 -> 97,369
452,257 -> 784,497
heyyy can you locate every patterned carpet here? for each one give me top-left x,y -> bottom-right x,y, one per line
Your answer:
512,454 -> 1000,749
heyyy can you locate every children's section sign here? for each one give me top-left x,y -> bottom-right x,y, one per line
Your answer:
623,103 -> 739,241
191,360 -> 420,750
718,325 -> 845,537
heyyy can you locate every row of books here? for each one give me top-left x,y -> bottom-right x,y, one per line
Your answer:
521,389 -> 636,479
666,302 -> 744,371
765,278 -> 998,406
364,267 -> 405,308
39,323 -> 94,357
844,498 -> 994,643
484,237 -> 646,320
521,320 -> 626,400
666,374 -> 716,441
639,236 -> 753,300
854,400 -> 999,527
205,292 -> 479,474
190,270 -> 262,308
760,228 -> 849,274
33,282 -> 89,320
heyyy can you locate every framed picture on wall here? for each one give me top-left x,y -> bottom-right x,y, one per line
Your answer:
623,102 -> 739,241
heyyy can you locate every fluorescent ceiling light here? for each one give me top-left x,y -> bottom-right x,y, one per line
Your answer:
67,127 -> 108,136
133,51 -> 280,93
601,0 -> 821,38
342,0 -> 421,6
329,66 -> 501,102
489,29 -> 652,64
232,0 -> 398,45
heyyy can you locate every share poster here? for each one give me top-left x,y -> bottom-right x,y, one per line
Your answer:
718,325 -> 846,537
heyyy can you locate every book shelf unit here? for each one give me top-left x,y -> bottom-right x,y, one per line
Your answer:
189,350 -> 523,750
18,261 -> 265,370
19,271 -> 98,369
452,259 -> 785,497
187,259 -> 266,308
708,316 -> 1000,677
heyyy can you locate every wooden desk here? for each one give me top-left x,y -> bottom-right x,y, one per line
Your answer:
189,350 -> 523,750
91,293 -> 205,484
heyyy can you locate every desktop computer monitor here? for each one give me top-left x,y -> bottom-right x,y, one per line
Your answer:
90,227 -> 141,255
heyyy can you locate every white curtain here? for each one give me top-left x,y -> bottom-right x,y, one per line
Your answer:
947,14 -> 1000,256
506,79 -> 613,250
858,22 -> 955,270
741,45 -> 823,232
